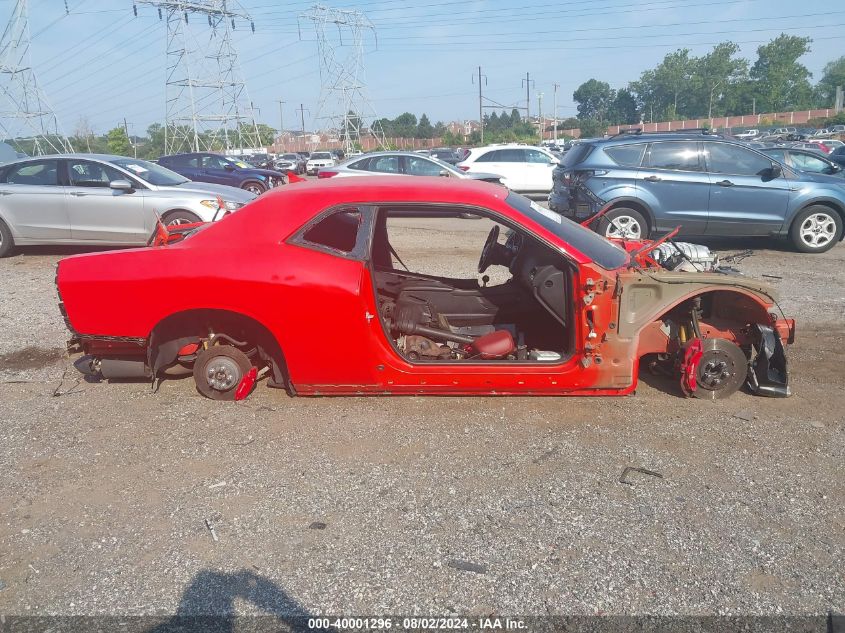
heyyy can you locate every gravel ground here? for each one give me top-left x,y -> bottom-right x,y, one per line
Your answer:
0,214 -> 843,623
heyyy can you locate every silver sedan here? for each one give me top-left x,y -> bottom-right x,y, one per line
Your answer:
0,154 -> 255,257
318,151 -> 505,185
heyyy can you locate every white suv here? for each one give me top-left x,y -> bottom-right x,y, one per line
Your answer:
456,144 -> 558,196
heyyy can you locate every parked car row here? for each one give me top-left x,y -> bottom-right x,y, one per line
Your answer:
730,125 -> 845,142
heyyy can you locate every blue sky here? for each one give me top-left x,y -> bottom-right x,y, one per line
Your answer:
14,0 -> 845,137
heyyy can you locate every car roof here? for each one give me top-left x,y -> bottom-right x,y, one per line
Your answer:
590,132 -> 727,146
344,151 -> 444,159
199,177 -> 594,266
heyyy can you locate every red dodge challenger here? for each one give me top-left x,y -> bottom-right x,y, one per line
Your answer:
56,177 -> 794,401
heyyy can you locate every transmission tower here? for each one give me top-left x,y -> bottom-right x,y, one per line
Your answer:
136,0 -> 261,155
0,0 -> 73,155
301,4 -> 386,153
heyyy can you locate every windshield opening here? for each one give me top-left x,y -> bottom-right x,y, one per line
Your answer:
110,158 -> 189,186
223,157 -> 252,168
505,192 -> 628,270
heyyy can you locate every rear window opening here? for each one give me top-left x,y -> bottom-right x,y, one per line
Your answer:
560,143 -> 594,168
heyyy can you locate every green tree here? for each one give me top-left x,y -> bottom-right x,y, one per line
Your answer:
136,123 -> 166,159
749,34 -> 813,112
577,118 -> 606,138
375,117 -> 394,137
573,79 -> 615,123
393,112 -> 417,138
556,117 -> 580,130
416,114 -> 433,139
607,89 -> 639,125
442,129 -> 463,146
692,42 -> 748,117
815,56 -> 845,107
488,111 -> 500,132
106,126 -> 132,156
433,120 -> 447,137
249,123 -> 276,147
630,49 -> 694,121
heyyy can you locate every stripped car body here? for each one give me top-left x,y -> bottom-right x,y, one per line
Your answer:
57,178 -> 794,401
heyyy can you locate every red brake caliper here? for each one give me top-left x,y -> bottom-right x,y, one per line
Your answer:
234,367 -> 258,401
680,338 -> 704,397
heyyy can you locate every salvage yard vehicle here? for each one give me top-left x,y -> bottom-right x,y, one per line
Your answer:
548,130 -> 845,253
306,151 -> 336,175
157,152 -> 287,195
457,144 -> 559,197
318,151 -> 504,185
0,154 -> 255,258
57,178 -> 794,402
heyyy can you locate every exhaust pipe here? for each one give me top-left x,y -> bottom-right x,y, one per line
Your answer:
100,359 -> 151,379
73,355 -> 151,379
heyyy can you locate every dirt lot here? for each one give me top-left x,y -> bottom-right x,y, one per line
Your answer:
0,217 -> 843,624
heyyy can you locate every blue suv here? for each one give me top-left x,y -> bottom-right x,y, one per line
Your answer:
548,131 -> 845,253
158,152 -> 286,196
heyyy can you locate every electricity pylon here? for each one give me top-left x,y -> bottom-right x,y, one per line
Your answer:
0,0 -> 73,155
136,0 -> 261,154
301,4 -> 386,153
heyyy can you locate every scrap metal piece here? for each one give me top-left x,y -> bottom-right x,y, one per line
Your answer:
205,518 -> 219,542
747,323 -> 790,398
446,559 -> 488,574
403,335 -> 451,360
619,467 -> 664,485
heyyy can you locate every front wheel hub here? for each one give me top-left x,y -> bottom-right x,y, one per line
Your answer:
692,338 -> 748,400
205,357 -> 240,392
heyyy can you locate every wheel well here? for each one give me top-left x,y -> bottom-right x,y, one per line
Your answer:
241,179 -> 265,189
609,200 -> 653,232
637,289 -> 772,358
148,308 -> 290,392
162,208 -> 201,221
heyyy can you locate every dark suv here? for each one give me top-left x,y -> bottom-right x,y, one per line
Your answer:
548,130 -> 845,253
158,152 -> 286,195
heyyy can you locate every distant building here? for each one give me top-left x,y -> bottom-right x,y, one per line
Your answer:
446,120 -> 481,139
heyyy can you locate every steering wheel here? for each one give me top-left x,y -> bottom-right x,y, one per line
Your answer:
478,225 -> 500,273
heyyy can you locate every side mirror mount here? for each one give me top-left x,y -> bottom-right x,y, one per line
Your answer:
110,179 -> 134,191
764,163 -> 782,181
224,164 -> 236,171
438,169 -> 450,177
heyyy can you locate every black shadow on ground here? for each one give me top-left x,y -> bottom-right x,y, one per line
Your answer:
146,569 -> 329,633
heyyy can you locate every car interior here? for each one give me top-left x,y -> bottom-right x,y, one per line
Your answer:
368,207 -> 574,364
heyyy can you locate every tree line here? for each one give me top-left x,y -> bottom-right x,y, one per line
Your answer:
572,35 -> 845,137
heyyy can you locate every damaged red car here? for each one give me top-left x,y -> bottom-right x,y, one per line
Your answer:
57,177 -> 794,401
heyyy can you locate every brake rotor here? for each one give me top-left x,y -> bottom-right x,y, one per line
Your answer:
692,338 -> 748,400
